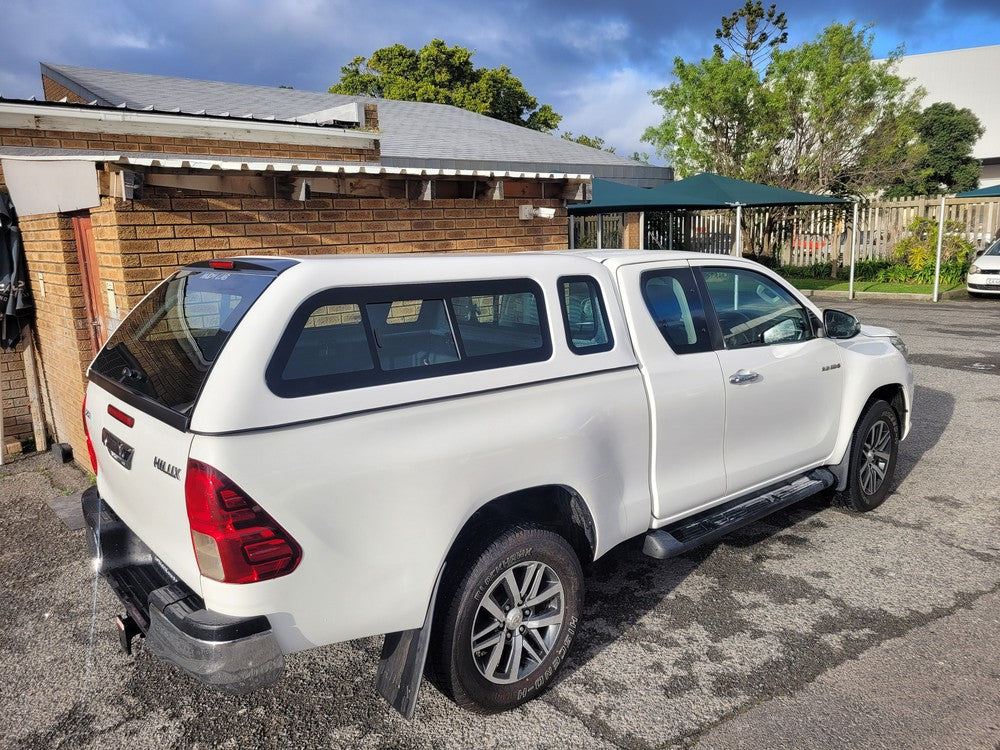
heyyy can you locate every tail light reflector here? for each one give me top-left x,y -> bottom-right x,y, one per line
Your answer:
184,460 -> 301,584
107,404 -> 135,428
82,396 -> 98,474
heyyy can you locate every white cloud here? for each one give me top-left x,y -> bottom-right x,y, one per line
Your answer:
554,67 -> 668,163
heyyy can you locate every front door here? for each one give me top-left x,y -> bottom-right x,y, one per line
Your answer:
695,262 -> 844,493
72,214 -> 106,356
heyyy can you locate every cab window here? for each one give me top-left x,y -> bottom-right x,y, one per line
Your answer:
699,268 -> 812,349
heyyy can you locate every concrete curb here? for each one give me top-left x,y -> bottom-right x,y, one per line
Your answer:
797,288 -> 971,302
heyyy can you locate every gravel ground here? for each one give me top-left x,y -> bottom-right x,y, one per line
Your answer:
0,296 -> 997,750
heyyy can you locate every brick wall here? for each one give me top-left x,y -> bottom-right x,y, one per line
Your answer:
17,214 -> 94,466
41,77 -> 91,105
1,341 -> 32,458
88,192 -> 569,308
624,212 -> 641,249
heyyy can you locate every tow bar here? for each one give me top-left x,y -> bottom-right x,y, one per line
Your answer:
116,613 -> 142,655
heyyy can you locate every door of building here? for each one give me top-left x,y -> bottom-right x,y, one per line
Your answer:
71,214 -> 106,356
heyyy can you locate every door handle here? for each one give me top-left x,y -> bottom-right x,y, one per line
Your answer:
729,369 -> 761,384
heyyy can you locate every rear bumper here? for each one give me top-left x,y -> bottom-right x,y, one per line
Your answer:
82,487 -> 285,693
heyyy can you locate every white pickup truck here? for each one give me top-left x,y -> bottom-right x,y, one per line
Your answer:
82,250 -> 912,717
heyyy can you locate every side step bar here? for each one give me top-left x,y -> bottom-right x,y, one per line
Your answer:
643,468 -> 836,559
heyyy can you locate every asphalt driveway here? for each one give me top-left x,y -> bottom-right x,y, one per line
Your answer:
1,296 -> 997,749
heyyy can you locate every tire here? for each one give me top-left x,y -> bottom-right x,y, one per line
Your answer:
428,525 -> 583,713
843,400 -> 900,512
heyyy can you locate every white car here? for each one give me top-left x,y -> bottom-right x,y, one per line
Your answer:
968,238 -> 1000,296
82,251 -> 912,717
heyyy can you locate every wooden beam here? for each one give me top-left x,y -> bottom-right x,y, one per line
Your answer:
292,176 -> 407,199
502,181 -> 544,199
143,172 -> 274,197
22,327 -> 47,452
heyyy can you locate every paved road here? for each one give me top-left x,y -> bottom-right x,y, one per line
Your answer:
0,297 -> 997,749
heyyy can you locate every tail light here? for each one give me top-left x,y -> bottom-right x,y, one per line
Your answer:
82,395 -> 98,474
184,460 -> 301,584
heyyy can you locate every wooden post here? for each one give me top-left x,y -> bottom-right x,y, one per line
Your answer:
22,327 -> 47,452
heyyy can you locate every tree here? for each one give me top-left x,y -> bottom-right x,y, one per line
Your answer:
643,19 -> 923,197
330,39 -> 561,132
560,132 -> 616,153
715,1 -> 788,68
885,102 -> 984,196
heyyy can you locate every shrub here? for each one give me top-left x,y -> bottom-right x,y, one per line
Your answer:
892,216 -> 974,282
776,262 -> 832,279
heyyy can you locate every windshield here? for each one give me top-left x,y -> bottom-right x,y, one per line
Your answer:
90,268 -> 274,414
983,238 -> 1000,257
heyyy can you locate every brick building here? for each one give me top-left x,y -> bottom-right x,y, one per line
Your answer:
0,64 -> 670,466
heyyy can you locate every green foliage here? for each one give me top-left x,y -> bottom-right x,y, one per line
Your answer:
643,19 -> 923,197
884,102 -> 984,197
629,151 -> 652,164
888,216 -> 974,284
715,1 -> 788,68
329,39 -> 561,132
778,217 -> 974,286
643,52 -> 777,182
777,261 -> 833,279
850,258 -> 894,281
561,132 -> 616,153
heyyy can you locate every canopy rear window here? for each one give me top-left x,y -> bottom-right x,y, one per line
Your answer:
268,279 -> 550,397
90,268 -> 275,418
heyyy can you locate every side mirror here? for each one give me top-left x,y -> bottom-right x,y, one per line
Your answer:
975,248 -> 986,258
824,309 -> 861,339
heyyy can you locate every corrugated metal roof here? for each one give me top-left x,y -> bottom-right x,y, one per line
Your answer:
41,63 -> 672,188
0,146 -> 591,181
0,94 -> 360,129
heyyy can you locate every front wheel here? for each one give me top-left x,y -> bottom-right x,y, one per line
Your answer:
428,525 -> 583,713
844,400 -> 900,512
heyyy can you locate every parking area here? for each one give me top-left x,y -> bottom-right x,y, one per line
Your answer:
1,297 -> 998,749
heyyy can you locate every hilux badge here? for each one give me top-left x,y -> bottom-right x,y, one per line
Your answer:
153,457 -> 181,480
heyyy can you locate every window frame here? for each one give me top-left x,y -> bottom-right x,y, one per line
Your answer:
557,275 -> 614,355
266,278 -> 551,398
693,265 -> 815,351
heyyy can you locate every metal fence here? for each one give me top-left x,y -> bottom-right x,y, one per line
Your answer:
571,213 -> 624,250
643,195 -> 1000,265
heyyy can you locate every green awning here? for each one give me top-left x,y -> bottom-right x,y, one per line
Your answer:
956,184 -> 1000,198
567,178 -> 670,215
650,173 -> 847,208
568,173 -> 846,215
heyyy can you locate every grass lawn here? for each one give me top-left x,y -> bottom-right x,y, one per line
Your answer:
784,277 -> 965,295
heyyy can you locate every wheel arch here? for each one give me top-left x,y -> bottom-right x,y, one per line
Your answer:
444,485 -> 598,571
830,383 -> 907,491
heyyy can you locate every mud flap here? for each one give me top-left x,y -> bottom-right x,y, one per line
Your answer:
375,564 -> 444,719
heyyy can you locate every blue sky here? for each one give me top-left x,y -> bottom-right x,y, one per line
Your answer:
2,0 -> 999,161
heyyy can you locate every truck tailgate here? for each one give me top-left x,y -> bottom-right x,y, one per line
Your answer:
85,381 -> 199,593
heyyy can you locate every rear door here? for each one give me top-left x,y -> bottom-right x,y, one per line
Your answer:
616,260 -> 728,521
85,264 -> 281,590
695,262 -> 844,493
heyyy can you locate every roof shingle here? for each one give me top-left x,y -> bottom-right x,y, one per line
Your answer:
42,63 -> 672,187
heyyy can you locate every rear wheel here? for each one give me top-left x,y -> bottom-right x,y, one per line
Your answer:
428,525 -> 583,712
844,400 -> 899,512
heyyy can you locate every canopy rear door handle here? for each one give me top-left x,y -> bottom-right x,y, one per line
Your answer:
729,369 -> 761,385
